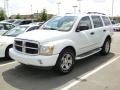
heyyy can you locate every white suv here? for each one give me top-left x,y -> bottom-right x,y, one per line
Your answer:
10,13 -> 113,74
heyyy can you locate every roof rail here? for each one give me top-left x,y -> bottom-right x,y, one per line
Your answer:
87,12 -> 106,15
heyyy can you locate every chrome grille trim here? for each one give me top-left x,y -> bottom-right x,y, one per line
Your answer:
14,39 -> 39,55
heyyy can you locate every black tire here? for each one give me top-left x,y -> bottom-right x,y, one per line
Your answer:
100,38 -> 111,55
53,48 -> 75,75
5,45 -> 13,60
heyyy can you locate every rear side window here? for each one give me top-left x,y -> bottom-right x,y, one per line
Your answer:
102,16 -> 111,26
91,16 -> 103,28
78,16 -> 92,29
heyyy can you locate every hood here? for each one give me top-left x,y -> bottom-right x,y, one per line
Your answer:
0,36 -> 14,43
16,30 -> 68,43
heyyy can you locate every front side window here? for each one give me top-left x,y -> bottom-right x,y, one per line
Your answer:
102,16 -> 111,26
41,16 -> 77,31
92,16 -> 103,28
78,16 -> 92,29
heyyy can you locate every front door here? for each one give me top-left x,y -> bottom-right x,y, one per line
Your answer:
74,16 -> 98,55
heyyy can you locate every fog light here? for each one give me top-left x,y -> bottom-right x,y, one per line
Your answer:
38,60 -> 43,64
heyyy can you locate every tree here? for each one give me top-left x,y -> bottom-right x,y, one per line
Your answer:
0,8 -> 6,21
15,14 -> 21,19
40,9 -> 48,21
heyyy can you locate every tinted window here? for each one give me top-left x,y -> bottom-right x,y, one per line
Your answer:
78,16 -> 92,29
20,21 -> 32,25
102,16 -> 111,26
92,16 -> 103,28
0,24 -> 4,30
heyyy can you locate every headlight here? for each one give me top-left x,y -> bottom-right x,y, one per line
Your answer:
40,45 -> 54,56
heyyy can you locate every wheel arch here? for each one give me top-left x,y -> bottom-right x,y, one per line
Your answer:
105,35 -> 112,43
5,44 -> 13,57
60,46 -> 76,57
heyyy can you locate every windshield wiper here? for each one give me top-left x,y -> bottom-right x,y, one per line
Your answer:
4,35 -> 14,37
42,27 -> 57,30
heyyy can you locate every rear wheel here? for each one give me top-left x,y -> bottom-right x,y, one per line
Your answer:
54,49 -> 75,74
100,38 -> 111,55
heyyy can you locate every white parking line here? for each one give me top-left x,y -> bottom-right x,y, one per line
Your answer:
61,55 -> 120,90
0,61 -> 16,67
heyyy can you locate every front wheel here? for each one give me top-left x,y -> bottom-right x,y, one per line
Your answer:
5,45 -> 13,60
54,49 -> 75,74
100,38 -> 111,55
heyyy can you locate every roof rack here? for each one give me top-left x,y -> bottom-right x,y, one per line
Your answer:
87,12 -> 106,15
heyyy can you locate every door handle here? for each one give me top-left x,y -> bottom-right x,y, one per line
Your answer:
90,32 -> 95,35
103,30 -> 106,32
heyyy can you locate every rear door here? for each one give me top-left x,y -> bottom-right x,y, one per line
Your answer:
91,15 -> 105,47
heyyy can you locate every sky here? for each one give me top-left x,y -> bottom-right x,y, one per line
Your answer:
0,0 -> 120,16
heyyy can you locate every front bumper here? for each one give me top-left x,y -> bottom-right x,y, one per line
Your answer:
9,48 -> 59,67
0,44 -> 8,58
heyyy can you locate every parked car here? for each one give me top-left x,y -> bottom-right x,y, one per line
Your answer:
0,24 -> 40,59
0,22 -> 15,35
13,19 -> 33,26
111,20 -> 120,31
10,13 -> 113,74
29,22 -> 44,26
2,19 -> 16,23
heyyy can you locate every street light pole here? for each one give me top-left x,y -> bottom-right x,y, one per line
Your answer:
4,0 -> 6,12
112,0 -> 114,17
6,0 -> 9,17
30,4 -> 33,19
73,5 -> 78,14
57,2 -> 61,15
77,0 -> 81,13
30,5 -> 33,15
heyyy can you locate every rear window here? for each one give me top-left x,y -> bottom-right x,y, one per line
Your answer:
102,16 -> 111,26
91,16 -> 103,28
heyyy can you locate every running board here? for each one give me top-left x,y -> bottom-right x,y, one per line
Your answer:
76,48 -> 102,60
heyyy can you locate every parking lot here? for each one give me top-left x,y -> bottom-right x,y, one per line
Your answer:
0,32 -> 120,90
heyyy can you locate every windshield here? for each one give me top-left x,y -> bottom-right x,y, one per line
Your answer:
41,16 -> 77,31
3,26 -> 28,37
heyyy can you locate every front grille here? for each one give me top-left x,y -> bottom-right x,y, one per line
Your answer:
25,48 -> 38,54
25,42 -> 38,48
14,39 -> 39,55
15,46 -> 22,52
15,41 -> 22,46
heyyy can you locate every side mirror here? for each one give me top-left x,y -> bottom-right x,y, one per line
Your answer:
76,26 -> 89,32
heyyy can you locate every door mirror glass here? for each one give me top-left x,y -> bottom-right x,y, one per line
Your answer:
76,25 -> 89,32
